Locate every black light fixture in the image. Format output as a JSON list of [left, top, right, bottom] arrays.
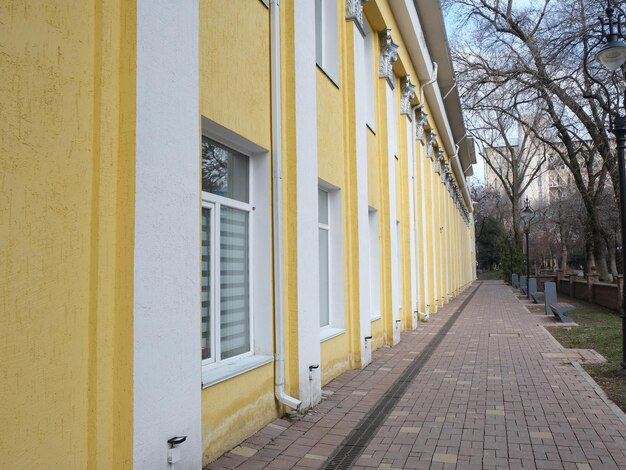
[[520, 197, 535, 299], [583, 1, 626, 375], [596, 6, 626, 72]]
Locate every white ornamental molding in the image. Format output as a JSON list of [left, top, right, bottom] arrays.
[[346, 0, 368, 37], [379, 29, 399, 88], [415, 105, 428, 141], [426, 130, 436, 159], [400, 76, 416, 117], [434, 148, 444, 175]]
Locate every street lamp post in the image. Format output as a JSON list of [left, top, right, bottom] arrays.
[[520, 197, 535, 300], [507, 230, 513, 282], [583, 1, 626, 374]]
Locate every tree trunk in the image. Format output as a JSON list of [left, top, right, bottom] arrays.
[[561, 245, 568, 272]]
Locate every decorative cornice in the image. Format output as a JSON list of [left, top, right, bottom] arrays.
[[415, 105, 428, 141], [443, 162, 451, 187], [346, 0, 368, 37], [434, 148, 444, 175], [379, 29, 399, 88], [426, 130, 436, 159], [400, 76, 416, 117]]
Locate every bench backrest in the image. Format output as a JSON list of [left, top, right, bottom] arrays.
[[544, 282, 557, 315], [512, 273, 519, 287], [520, 275, 527, 289], [528, 277, 538, 294]]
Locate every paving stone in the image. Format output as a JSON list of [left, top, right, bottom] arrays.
[[204, 282, 626, 469]]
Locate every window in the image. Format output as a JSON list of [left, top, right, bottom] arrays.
[[396, 221, 402, 310], [368, 208, 381, 318], [315, 0, 339, 84], [202, 137, 252, 363], [318, 182, 344, 339], [363, 19, 375, 130], [318, 188, 330, 327]]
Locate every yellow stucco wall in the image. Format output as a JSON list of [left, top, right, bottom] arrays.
[[1, 1, 136, 468], [201, 363, 277, 465], [317, 71, 345, 187], [199, 1, 279, 463], [367, 128, 380, 210], [320, 333, 350, 384], [201, 0, 271, 150]]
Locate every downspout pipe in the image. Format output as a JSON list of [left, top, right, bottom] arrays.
[[270, 0, 301, 412], [450, 138, 473, 212], [419, 62, 438, 103]]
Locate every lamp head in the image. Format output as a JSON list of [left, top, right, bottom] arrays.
[[596, 5, 626, 72], [596, 36, 626, 71], [519, 196, 535, 226]]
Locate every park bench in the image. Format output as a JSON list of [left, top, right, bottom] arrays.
[[544, 282, 575, 323], [528, 278, 545, 304], [512, 273, 519, 288], [519, 275, 528, 294]]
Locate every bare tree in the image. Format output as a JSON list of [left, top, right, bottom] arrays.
[[470, 108, 547, 248], [449, 0, 620, 279]]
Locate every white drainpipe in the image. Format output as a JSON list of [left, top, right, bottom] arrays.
[[270, 0, 301, 412]]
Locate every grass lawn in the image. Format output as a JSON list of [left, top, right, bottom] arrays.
[[477, 270, 503, 281], [546, 295, 626, 413]]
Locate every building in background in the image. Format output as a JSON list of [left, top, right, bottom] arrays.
[[1, 0, 475, 468]]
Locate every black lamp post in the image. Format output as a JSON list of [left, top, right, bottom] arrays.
[[507, 230, 513, 282], [583, 1, 626, 375], [520, 197, 535, 299]]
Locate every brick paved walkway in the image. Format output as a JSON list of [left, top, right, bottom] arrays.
[[208, 281, 626, 470]]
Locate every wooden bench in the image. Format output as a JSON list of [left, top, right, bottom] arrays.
[[519, 275, 528, 294], [528, 278, 545, 303], [544, 282, 575, 323], [531, 291, 545, 304], [549, 302, 576, 323]]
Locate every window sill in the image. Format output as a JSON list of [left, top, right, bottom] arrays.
[[316, 64, 340, 89], [201, 354, 274, 389], [320, 327, 345, 343], [370, 313, 382, 322]]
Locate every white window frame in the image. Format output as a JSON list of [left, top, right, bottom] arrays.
[[318, 188, 331, 329], [201, 191, 254, 366], [318, 180, 345, 341], [315, 0, 340, 85], [201, 118, 273, 388]]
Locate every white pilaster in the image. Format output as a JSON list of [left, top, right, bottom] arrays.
[[385, 84, 401, 344], [294, 0, 321, 409], [353, 24, 373, 367], [133, 1, 201, 468]]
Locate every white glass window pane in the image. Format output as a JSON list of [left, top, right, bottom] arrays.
[[201, 207, 211, 360], [202, 136, 249, 203], [220, 206, 250, 360], [318, 189, 328, 225], [319, 227, 330, 327], [315, 0, 323, 66], [368, 210, 380, 316], [363, 20, 375, 129], [322, 0, 339, 81]]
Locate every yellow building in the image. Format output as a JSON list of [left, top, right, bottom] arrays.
[[0, 0, 476, 468]]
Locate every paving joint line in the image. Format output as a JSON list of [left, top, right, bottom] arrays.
[[322, 281, 483, 470]]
